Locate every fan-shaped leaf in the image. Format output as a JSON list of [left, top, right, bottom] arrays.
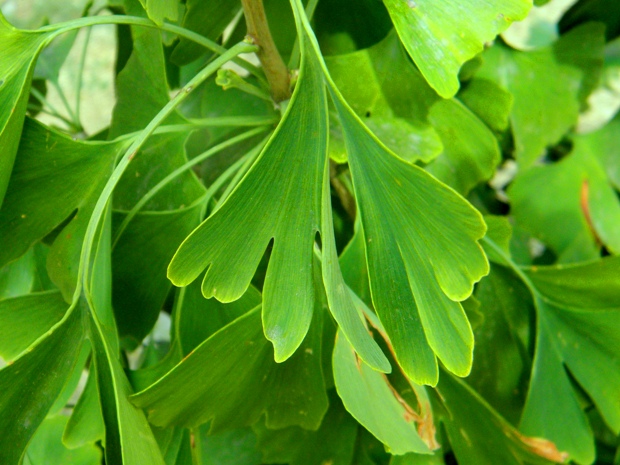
[[167, 15, 328, 361], [382, 0, 531, 98]]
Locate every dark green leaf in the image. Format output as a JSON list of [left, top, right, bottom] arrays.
[[0, 305, 84, 464], [436, 372, 566, 465], [254, 390, 358, 465], [132, 307, 328, 431], [0, 119, 123, 298], [171, 0, 239, 65]]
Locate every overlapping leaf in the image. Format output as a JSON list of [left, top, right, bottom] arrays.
[[0, 301, 84, 464], [477, 23, 605, 167], [333, 331, 432, 455], [24, 415, 101, 465], [167, 16, 329, 361], [328, 89, 488, 385], [483, 231, 620, 464], [63, 368, 105, 449], [435, 373, 566, 465], [0, 13, 53, 207], [132, 306, 328, 431], [382, 0, 531, 98], [468, 264, 532, 424], [326, 32, 501, 194], [0, 290, 67, 361], [109, 23, 206, 343], [0, 119, 124, 298], [519, 258, 620, 465], [171, 0, 240, 65], [254, 391, 358, 465], [509, 115, 620, 263], [86, 210, 166, 465]]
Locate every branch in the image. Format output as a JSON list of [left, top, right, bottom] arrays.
[[241, 0, 291, 103]]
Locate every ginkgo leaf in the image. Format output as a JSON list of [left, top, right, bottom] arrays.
[[332, 331, 432, 455], [87, 209, 166, 465], [63, 368, 105, 450], [0, 119, 124, 298], [518, 257, 620, 465], [0, 13, 54, 207], [327, 87, 488, 385], [254, 390, 359, 465], [145, 0, 178, 26], [0, 304, 84, 465], [24, 415, 101, 465], [108, 24, 206, 344], [484, 231, 620, 464], [435, 372, 567, 465], [509, 115, 620, 263], [477, 23, 605, 167], [132, 306, 328, 431], [170, 0, 240, 65], [326, 32, 501, 195], [382, 0, 531, 98], [288, 0, 490, 384], [0, 290, 66, 361], [167, 13, 328, 362]]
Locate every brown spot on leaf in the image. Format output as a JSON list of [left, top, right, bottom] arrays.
[[580, 179, 602, 245], [519, 435, 569, 462]]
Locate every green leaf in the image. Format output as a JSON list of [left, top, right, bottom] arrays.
[[192, 425, 262, 465], [328, 83, 488, 384], [24, 415, 101, 465], [0, 304, 84, 464], [477, 23, 605, 167], [177, 279, 262, 355], [170, 0, 240, 65], [326, 32, 500, 194], [0, 13, 52, 207], [63, 367, 105, 449], [107, 21, 208, 343], [0, 248, 36, 299], [0, 290, 67, 362], [469, 265, 532, 424], [332, 331, 431, 455], [254, 390, 358, 465], [132, 307, 328, 431], [425, 98, 501, 194], [145, 0, 178, 26], [519, 257, 620, 464], [85, 205, 166, 465], [167, 16, 328, 361], [435, 372, 567, 465], [390, 452, 445, 465], [325, 47, 443, 164], [457, 78, 513, 134], [320, 159, 391, 373], [382, 0, 531, 98], [112, 205, 204, 345], [510, 115, 620, 263], [0, 119, 123, 298]]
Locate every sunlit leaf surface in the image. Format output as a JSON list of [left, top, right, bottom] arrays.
[[382, 0, 531, 98]]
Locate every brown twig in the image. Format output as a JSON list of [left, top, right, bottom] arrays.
[[241, 0, 291, 103]]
